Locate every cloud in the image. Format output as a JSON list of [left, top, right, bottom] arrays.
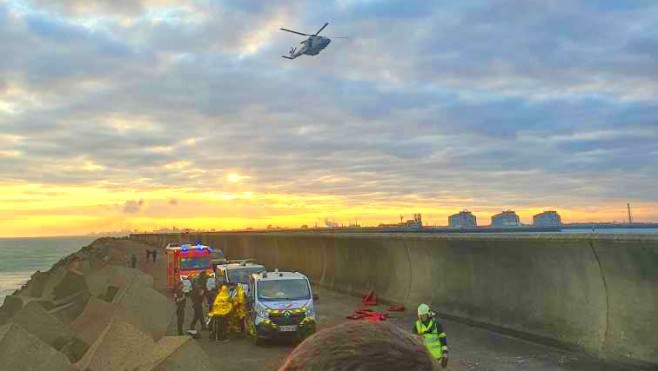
[[1, 0, 658, 232], [123, 199, 144, 213], [26, 0, 183, 16]]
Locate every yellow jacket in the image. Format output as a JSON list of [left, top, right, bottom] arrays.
[[209, 285, 233, 317], [234, 284, 247, 318]]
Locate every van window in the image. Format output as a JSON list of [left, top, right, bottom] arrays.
[[216, 270, 227, 286], [258, 279, 310, 301], [228, 267, 266, 284]]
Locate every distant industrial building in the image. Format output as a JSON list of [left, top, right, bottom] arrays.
[[491, 210, 521, 227], [449, 211, 477, 228], [406, 213, 423, 228], [379, 213, 423, 229], [533, 211, 562, 227]]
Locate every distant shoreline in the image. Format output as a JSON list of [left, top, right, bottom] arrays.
[[4, 224, 658, 239], [0, 233, 128, 240]]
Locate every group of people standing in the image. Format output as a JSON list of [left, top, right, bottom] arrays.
[[173, 270, 249, 342], [145, 248, 158, 263], [131, 248, 158, 269]]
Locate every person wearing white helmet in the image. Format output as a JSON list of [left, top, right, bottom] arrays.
[[206, 272, 217, 308], [180, 275, 193, 296], [412, 303, 448, 368]]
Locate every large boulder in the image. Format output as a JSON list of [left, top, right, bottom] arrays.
[[135, 336, 214, 371], [0, 323, 70, 371], [9, 301, 87, 362], [76, 316, 155, 371]]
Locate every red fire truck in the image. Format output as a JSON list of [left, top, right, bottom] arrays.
[[165, 243, 213, 290]]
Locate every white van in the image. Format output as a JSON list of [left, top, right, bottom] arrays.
[[248, 270, 317, 344]]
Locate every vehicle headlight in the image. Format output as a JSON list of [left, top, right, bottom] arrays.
[[305, 306, 315, 317], [256, 306, 269, 319]]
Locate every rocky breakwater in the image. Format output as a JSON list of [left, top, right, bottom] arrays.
[[0, 237, 214, 371]]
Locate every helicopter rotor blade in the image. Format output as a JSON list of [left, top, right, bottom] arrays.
[[280, 28, 309, 36], [315, 22, 329, 35]]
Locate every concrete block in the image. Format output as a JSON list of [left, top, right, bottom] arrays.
[[85, 266, 110, 299], [75, 316, 154, 371], [112, 280, 175, 339], [9, 301, 87, 362], [0, 295, 24, 322], [69, 297, 143, 346], [109, 266, 153, 289], [49, 290, 91, 324], [135, 336, 215, 371], [40, 266, 67, 300], [0, 323, 70, 371], [53, 271, 89, 300]]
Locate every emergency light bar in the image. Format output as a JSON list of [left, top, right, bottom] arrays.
[[180, 243, 212, 252]]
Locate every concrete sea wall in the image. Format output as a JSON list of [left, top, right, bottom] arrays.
[[132, 232, 658, 367]]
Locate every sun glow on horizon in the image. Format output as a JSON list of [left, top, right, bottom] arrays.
[[226, 172, 249, 183], [0, 181, 656, 238]]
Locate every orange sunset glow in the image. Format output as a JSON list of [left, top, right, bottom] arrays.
[[1, 179, 656, 237]]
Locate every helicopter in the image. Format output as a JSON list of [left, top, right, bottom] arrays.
[[280, 22, 347, 60]]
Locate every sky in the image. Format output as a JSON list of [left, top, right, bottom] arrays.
[[1, 0, 657, 237]]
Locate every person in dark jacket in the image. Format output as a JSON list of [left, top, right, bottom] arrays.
[[152, 248, 158, 263], [189, 285, 207, 331], [173, 283, 186, 335], [131, 254, 137, 268]]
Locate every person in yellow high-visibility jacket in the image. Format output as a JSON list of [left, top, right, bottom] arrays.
[[234, 284, 247, 332], [412, 304, 448, 368], [209, 285, 233, 341], [230, 283, 247, 333]]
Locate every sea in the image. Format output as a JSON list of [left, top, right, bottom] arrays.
[[0, 236, 99, 304]]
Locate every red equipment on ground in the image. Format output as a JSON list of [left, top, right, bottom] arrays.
[[346, 292, 404, 321], [361, 291, 377, 306]]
